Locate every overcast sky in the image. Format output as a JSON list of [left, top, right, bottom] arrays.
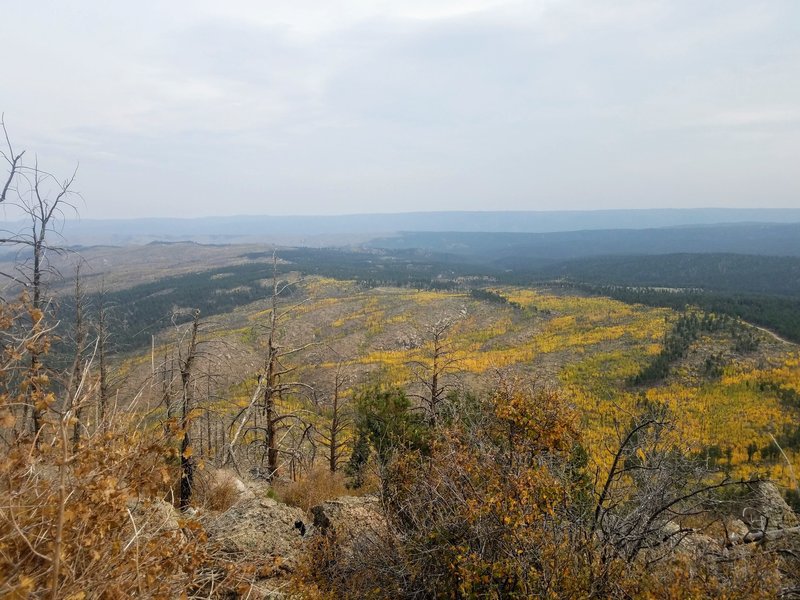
[[2, 1, 799, 218]]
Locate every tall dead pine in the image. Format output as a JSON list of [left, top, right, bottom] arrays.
[[178, 310, 201, 509]]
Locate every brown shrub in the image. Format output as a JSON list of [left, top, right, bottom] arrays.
[[193, 468, 246, 512], [0, 298, 255, 597], [274, 467, 350, 512], [0, 421, 259, 597]]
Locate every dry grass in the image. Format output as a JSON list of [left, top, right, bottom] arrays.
[[274, 467, 352, 512], [194, 468, 245, 512]]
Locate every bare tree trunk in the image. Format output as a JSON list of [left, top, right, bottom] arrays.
[[179, 311, 200, 510], [30, 236, 44, 441], [329, 385, 339, 472], [162, 349, 173, 418], [318, 360, 351, 473], [264, 262, 281, 479], [409, 312, 464, 427], [247, 253, 316, 479], [96, 285, 109, 433], [70, 264, 87, 452], [206, 409, 212, 457], [2, 120, 78, 445], [223, 380, 264, 473]]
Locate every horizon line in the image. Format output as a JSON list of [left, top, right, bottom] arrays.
[[57, 207, 800, 222]]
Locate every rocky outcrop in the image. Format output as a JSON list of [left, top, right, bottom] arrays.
[[200, 492, 385, 597], [721, 481, 800, 545], [653, 482, 800, 556], [205, 496, 307, 572], [309, 495, 395, 584], [747, 480, 799, 530], [311, 495, 383, 538], [311, 496, 386, 563]]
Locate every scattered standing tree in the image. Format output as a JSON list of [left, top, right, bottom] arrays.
[[94, 282, 111, 431], [177, 310, 201, 509], [408, 310, 466, 427], [67, 262, 89, 451], [0, 116, 79, 441], [315, 355, 353, 473], [222, 256, 316, 479], [251, 255, 316, 479], [155, 309, 211, 508]]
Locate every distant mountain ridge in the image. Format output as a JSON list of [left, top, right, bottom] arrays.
[[36, 208, 800, 245], [370, 222, 800, 264], [532, 253, 800, 297]]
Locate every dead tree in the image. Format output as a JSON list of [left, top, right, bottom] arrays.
[[231, 254, 316, 480], [0, 117, 79, 440], [408, 309, 466, 426], [68, 263, 88, 451], [0, 114, 24, 206], [153, 311, 207, 507], [257, 258, 317, 479], [177, 310, 201, 509], [586, 404, 760, 594], [316, 355, 353, 473], [224, 378, 264, 474], [94, 283, 110, 432]]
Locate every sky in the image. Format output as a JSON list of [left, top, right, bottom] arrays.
[[1, 0, 799, 219]]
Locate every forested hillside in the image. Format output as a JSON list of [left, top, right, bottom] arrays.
[[371, 222, 800, 261], [40, 244, 800, 361], [533, 253, 800, 296], [5, 238, 800, 597], [4, 199, 800, 597]]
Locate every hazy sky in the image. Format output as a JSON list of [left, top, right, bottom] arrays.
[[2, 1, 799, 218]]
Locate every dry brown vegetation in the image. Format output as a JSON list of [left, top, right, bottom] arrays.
[[295, 376, 796, 599], [273, 467, 351, 512], [0, 296, 258, 598]]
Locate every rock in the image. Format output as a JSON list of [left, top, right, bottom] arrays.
[[726, 518, 749, 541], [725, 519, 750, 546], [127, 497, 181, 534], [311, 495, 381, 530], [660, 520, 681, 538], [205, 497, 307, 571], [202, 493, 387, 594], [310, 495, 385, 559], [750, 481, 799, 530], [679, 532, 721, 558]]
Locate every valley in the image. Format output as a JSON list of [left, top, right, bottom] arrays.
[[103, 263, 800, 493], [5, 233, 800, 598]]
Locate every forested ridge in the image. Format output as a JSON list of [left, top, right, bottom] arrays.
[[51, 246, 800, 357], [371, 223, 800, 261], [532, 252, 800, 296], [569, 283, 800, 344]]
